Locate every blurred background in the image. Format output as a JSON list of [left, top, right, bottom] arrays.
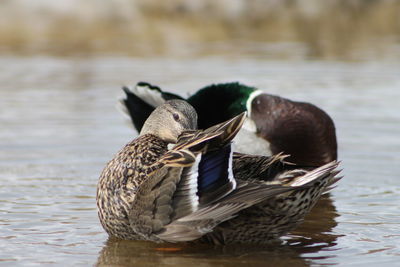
[[1, 0, 400, 60], [1, 1, 400, 266]]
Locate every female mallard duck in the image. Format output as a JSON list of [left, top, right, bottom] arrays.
[[120, 82, 337, 166], [97, 99, 340, 244]]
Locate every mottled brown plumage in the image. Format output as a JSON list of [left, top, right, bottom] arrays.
[[97, 134, 169, 240], [200, 154, 340, 244], [97, 99, 341, 244]]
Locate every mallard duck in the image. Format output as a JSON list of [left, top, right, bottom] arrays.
[[97, 99, 340, 244], [120, 82, 337, 166]]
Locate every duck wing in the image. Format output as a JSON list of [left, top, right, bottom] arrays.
[[232, 152, 297, 182], [128, 112, 294, 242], [232, 152, 341, 190]]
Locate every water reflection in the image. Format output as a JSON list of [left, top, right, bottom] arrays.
[[96, 238, 309, 267], [96, 195, 340, 266]]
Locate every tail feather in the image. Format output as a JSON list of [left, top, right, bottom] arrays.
[[120, 82, 183, 132], [121, 86, 156, 132], [133, 82, 166, 107], [287, 161, 339, 187], [323, 175, 343, 194]]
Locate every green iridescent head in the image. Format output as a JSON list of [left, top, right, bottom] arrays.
[[187, 82, 258, 128]]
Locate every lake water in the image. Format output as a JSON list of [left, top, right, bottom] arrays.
[[0, 56, 399, 266]]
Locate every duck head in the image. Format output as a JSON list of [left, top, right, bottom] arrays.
[[250, 93, 337, 166], [140, 99, 198, 143], [188, 82, 257, 128]]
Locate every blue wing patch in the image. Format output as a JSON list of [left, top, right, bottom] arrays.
[[197, 144, 236, 205]]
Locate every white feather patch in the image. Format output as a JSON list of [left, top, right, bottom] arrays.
[[130, 83, 166, 108], [181, 153, 202, 212], [242, 117, 257, 132], [227, 144, 237, 191], [246, 89, 263, 118], [234, 127, 272, 156]]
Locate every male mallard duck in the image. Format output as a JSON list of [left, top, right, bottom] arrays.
[[97, 99, 340, 244], [120, 82, 337, 166]]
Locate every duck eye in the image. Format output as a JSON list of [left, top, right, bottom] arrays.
[[173, 113, 180, 121]]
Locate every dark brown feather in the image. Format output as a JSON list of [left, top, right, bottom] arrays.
[[251, 94, 337, 166]]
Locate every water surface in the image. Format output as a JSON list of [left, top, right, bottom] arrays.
[[0, 56, 399, 266]]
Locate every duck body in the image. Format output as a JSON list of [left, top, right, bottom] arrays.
[[98, 99, 340, 244], [206, 153, 338, 244], [121, 82, 337, 167], [97, 134, 168, 241]]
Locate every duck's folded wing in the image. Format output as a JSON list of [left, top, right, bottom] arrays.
[[128, 112, 252, 241], [155, 182, 294, 242], [232, 153, 341, 189], [174, 112, 247, 152], [166, 113, 248, 208], [232, 152, 302, 182], [128, 163, 187, 240], [128, 145, 238, 240]]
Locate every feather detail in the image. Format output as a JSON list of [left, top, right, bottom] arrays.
[[98, 96, 342, 244], [197, 145, 236, 205], [120, 86, 156, 132], [156, 183, 293, 242], [286, 161, 338, 187], [126, 112, 247, 241], [161, 149, 196, 167], [120, 82, 184, 132], [170, 153, 202, 219], [132, 82, 166, 108]]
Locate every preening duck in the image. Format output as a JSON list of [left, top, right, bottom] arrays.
[[97, 99, 340, 244]]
